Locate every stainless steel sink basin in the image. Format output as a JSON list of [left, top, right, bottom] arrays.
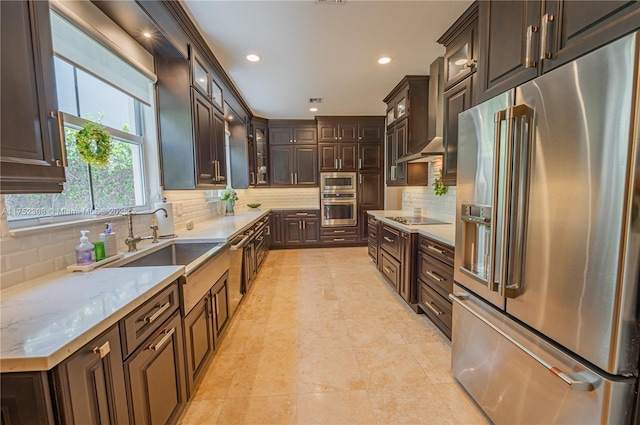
[[114, 242, 225, 275]]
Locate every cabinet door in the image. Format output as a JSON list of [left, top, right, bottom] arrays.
[[0, 372, 55, 425], [319, 144, 339, 172], [270, 146, 294, 186], [293, 126, 317, 144], [284, 220, 303, 244], [302, 219, 320, 244], [442, 76, 473, 186], [213, 274, 229, 336], [358, 122, 384, 142], [270, 211, 284, 246], [253, 124, 269, 185], [191, 49, 210, 97], [1, 0, 66, 193], [338, 144, 357, 171], [385, 130, 397, 186], [394, 122, 407, 185], [317, 122, 338, 142], [193, 90, 214, 185], [126, 312, 186, 425], [293, 146, 318, 185], [444, 21, 478, 89], [269, 127, 293, 145], [54, 326, 128, 425], [358, 143, 382, 171], [338, 123, 358, 142], [541, 0, 640, 73], [213, 113, 227, 185], [477, 0, 541, 103], [358, 172, 383, 242], [183, 295, 214, 395]]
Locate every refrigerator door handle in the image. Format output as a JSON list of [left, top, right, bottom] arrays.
[[487, 109, 508, 292], [500, 104, 533, 298], [450, 292, 596, 392]]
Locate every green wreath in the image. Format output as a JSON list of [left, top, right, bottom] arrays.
[[75, 122, 112, 167]]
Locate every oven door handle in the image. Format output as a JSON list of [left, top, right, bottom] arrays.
[[230, 235, 251, 250]]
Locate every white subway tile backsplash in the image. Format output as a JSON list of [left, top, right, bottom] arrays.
[[6, 249, 38, 270], [233, 188, 320, 211], [0, 269, 25, 289], [401, 159, 457, 223], [25, 259, 55, 281]]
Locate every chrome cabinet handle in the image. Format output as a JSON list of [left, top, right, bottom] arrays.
[[335, 159, 339, 169], [51, 111, 68, 167], [383, 266, 393, 274], [339, 159, 343, 169], [143, 302, 171, 323], [93, 341, 111, 358], [296, 212, 309, 216], [250, 171, 255, 185], [149, 327, 176, 351], [383, 237, 394, 243], [295, 173, 298, 184], [293, 139, 297, 143], [425, 270, 444, 282], [334, 238, 345, 241], [426, 245, 445, 255], [359, 174, 362, 184], [525, 25, 538, 68], [200, 173, 212, 179], [358, 159, 362, 169], [449, 293, 595, 392], [291, 173, 294, 184], [334, 230, 345, 233], [540, 14, 554, 60], [424, 301, 444, 316], [289, 139, 293, 143]]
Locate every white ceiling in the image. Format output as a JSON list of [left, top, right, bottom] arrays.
[[181, 0, 473, 119]]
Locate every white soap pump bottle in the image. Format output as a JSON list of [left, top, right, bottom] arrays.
[[75, 230, 95, 265]]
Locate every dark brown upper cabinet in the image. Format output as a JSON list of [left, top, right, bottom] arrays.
[[191, 47, 223, 112], [319, 143, 357, 172], [441, 12, 479, 90], [358, 121, 385, 143], [269, 120, 318, 187], [193, 89, 226, 187], [249, 117, 269, 186], [438, 3, 479, 186], [1, 0, 66, 194], [317, 119, 358, 142], [358, 143, 382, 171], [477, 0, 640, 102]]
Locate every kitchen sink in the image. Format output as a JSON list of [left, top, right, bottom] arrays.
[[113, 242, 226, 274]]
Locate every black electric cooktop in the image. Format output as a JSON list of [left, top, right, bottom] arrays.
[[389, 217, 450, 225]]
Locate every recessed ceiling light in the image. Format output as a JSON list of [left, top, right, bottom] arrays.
[[309, 107, 318, 112], [143, 32, 152, 38], [378, 57, 391, 65], [246, 54, 261, 62], [454, 58, 468, 66]]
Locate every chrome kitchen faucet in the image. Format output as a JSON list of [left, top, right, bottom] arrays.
[[122, 208, 168, 252]]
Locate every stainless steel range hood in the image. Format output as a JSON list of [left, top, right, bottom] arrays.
[[397, 57, 444, 163]]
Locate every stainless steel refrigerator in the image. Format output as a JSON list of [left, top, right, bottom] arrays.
[[452, 31, 640, 424]]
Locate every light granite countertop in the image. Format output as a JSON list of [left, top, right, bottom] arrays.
[[0, 210, 271, 373], [367, 210, 456, 247]]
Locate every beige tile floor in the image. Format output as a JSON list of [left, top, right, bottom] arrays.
[[178, 247, 490, 425]]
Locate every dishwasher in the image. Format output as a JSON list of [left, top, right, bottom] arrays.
[[228, 233, 251, 318]]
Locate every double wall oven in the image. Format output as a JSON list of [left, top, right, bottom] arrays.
[[320, 172, 357, 227]]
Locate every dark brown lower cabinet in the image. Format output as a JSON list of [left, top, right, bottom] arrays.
[[53, 325, 129, 425], [126, 311, 187, 425], [0, 372, 55, 425], [183, 295, 215, 396], [417, 235, 455, 339], [270, 210, 284, 246], [321, 226, 359, 244], [212, 273, 229, 336], [379, 225, 418, 308]]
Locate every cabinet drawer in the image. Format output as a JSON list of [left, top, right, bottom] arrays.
[[418, 236, 454, 266], [320, 226, 358, 236], [418, 281, 452, 339], [367, 215, 378, 226], [368, 244, 378, 264], [417, 251, 454, 300], [380, 250, 400, 290], [321, 235, 359, 244], [381, 225, 401, 258], [283, 210, 319, 219], [121, 282, 180, 358]]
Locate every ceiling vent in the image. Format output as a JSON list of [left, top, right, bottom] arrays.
[[315, 0, 346, 4], [309, 98, 324, 104]]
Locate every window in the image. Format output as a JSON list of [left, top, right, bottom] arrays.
[[5, 11, 154, 225]]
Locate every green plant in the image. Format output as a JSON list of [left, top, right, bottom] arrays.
[[75, 121, 112, 167], [221, 187, 238, 201], [432, 170, 448, 196]]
